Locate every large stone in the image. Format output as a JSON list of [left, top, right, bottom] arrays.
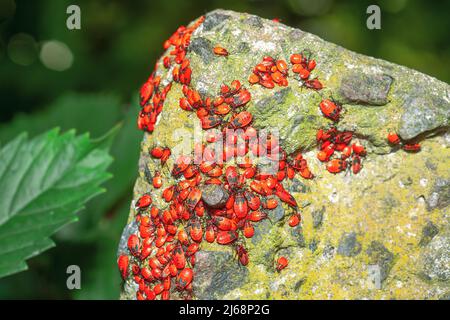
[[120, 9, 450, 300], [200, 184, 229, 208], [339, 72, 393, 106]]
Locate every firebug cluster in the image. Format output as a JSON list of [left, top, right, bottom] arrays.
[[122, 16, 422, 300]]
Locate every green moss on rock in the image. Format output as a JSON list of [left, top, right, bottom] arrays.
[[120, 9, 450, 300]]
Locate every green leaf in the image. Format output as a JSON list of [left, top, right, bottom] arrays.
[[0, 93, 142, 240], [0, 128, 114, 278]]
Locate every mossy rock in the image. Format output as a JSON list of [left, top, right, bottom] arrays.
[[119, 9, 450, 300]]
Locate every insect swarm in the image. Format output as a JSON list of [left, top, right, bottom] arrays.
[[124, 14, 424, 301]]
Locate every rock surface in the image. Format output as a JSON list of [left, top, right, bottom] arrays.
[[119, 10, 450, 300]]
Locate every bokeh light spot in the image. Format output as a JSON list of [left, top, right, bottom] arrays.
[[7, 33, 38, 66], [39, 40, 74, 71]]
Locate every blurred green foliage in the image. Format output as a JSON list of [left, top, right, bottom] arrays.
[[0, 126, 117, 279], [0, 0, 448, 299], [0, 93, 140, 299]]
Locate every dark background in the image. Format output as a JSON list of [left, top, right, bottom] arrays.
[[0, 0, 448, 299]]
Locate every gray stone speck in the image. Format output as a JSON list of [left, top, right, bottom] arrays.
[[294, 278, 306, 291], [237, 42, 250, 54], [366, 241, 395, 283], [339, 72, 393, 105], [445, 132, 450, 147], [256, 157, 278, 176], [122, 279, 139, 300], [421, 232, 450, 281], [427, 178, 450, 211], [252, 219, 272, 244], [368, 265, 382, 289], [309, 239, 318, 252], [311, 206, 325, 228], [257, 87, 291, 111], [322, 244, 335, 260], [382, 194, 400, 213], [267, 201, 285, 222], [273, 87, 292, 104], [402, 177, 413, 186], [337, 232, 362, 257], [189, 37, 214, 64], [289, 178, 310, 193], [194, 251, 248, 299], [427, 192, 440, 211], [398, 88, 450, 140], [203, 12, 231, 31], [290, 226, 306, 247], [419, 221, 439, 247], [288, 29, 305, 41], [425, 159, 437, 171], [245, 16, 263, 28]]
